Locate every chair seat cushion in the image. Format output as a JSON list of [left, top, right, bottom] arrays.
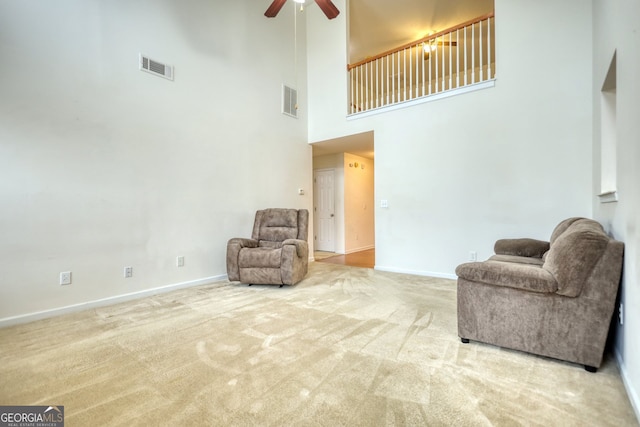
[[239, 247, 282, 268]]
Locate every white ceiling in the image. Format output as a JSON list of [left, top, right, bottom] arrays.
[[310, 0, 494, 159], [311, 131, 375, 159], [348, 0, 494, 64]]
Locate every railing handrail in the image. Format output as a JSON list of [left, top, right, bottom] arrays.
[[347, 11, 495, 71]]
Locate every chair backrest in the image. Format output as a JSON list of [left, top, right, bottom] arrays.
[[251, 208, 309, 243]]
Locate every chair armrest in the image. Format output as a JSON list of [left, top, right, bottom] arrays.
[[228, 238, 258, 248], [456, 261, 558, 293], [282, 239, 308, 258], [494, 238, 550, 258], [226, 238, 258, 281]]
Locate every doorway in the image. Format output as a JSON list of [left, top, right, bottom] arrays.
[[311, 131, 375, 264]]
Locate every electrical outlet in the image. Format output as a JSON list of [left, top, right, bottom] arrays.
[[124, 266, 133, 278], [60, 271, 72, 285], [619, 303, 624, 325], [177, 256, 185, 267], [469, 251, 477, 262]]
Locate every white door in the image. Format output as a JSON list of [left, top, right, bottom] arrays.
[[314, 169, 335, 252]]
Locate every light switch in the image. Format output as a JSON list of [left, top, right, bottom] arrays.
[[380, 199, 389, 208]]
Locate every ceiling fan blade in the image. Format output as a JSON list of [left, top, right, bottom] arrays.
[[265, 0, 287, 18], [314, 0, 340, 19]]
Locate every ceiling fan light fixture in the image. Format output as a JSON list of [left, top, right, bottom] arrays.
[[422, 42, 437, 53]]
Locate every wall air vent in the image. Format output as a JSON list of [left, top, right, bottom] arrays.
[[282, 84, 298, 118], [139, 54, 174, 81]]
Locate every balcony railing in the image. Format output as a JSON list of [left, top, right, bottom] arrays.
[[348, 12, 495, 115]]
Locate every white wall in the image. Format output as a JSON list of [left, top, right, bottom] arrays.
[[0, 0, 312, 322], [308, 0, 593, 278], [593, 0, 640, 417]]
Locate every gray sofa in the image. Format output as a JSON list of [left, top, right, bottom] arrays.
[[456, 217, 624, 371], [227, 208, 309, 287]]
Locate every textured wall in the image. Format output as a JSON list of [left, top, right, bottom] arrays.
[[0, 0, 312, 320]]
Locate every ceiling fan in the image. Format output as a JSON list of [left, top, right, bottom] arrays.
[[264, 0, 340, 20]]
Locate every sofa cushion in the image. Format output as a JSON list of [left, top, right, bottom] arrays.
[[543, 220, 609, 297], [549, 217, 584, 244], [488, 254, 544, 266], [456, 261, 558, 293]]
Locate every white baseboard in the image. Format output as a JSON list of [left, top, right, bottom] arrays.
[[374, 265, 457, 280], [0, 274, 227, 328], [615, 349, 640, 421]]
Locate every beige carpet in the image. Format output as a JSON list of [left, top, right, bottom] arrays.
[[0, 262, 637, 426]]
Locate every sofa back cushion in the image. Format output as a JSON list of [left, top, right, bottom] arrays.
[[543, 219, 609, 297], [549, 217, 584, 244]]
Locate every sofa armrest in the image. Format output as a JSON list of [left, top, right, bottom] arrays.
[[282, 239, 308, 258], [494, 238, 550, 258], [456, 261, 558, 293]]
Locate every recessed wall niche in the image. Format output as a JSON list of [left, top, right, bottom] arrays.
[[599, 51, 618, 203]]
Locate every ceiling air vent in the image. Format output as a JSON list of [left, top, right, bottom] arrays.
[[139, 54, 174, 81], [282, 84, 298, 118]]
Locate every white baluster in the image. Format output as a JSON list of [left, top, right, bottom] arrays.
[[349, 69, 353, 113], [441, 37, 445, 92], [409, 46, 413, 100], [488, 17, 492, 79], [456, 29, 460, 88], [415, 45, 424, 98], [479, 20, 484, 81], [431, 39, 440, 93], [385, 56, 393, 104], [397, 51, 401, 102], [471, 23, 475, 84], [402, 49, 406, 101], [464, 26, 468, 86], [373, 59, 379, 108], [448, 32, 452, 90], [421, 43, 425, 96], [428, 42, 432, 95]]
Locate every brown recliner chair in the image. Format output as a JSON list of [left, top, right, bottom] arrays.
[[226, 208, 309, 287]]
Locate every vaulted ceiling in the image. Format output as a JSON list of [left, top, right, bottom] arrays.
[[349, 0, 494, 64]]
